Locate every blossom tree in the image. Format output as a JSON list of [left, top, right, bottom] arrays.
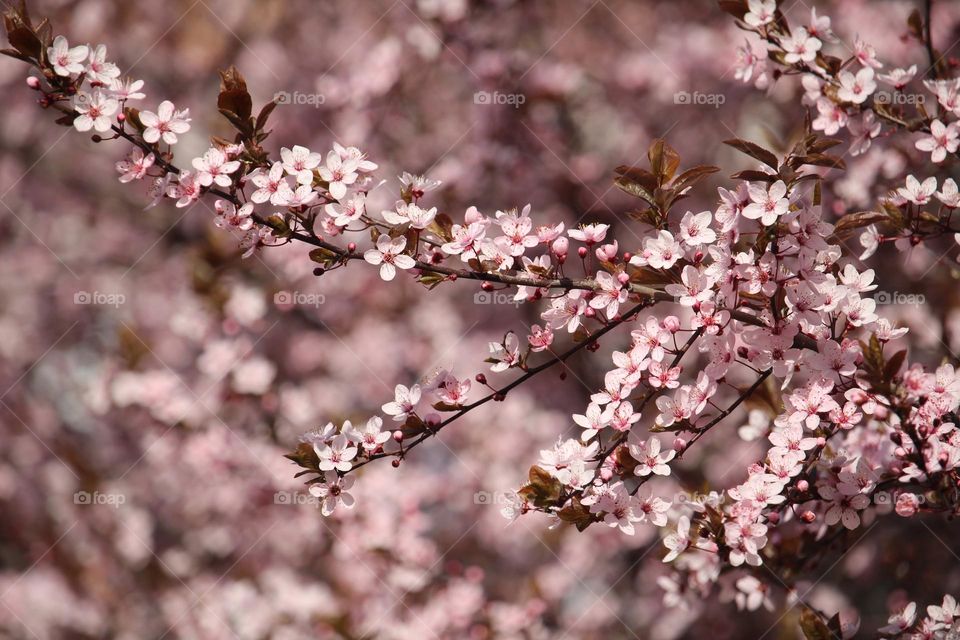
[[2, 0, 960, 636]]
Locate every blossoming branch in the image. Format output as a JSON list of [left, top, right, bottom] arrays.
[[4, 0, 960, 634]]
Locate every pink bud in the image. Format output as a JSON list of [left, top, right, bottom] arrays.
[[617, 271, 631, 285], [673, 437, 687, 453], [116, 112, 126, 122], [577, 246, 588, 259], [801, 510, 816, 523], [796, 479, 809, 492], [551, 236, 568, 256], [766, 511, 780, 524], [392, 430, 404, 442], [464, 206, 484, 224], [816, 436, 826, 447], [347, 242, 357, 252], [595, 241, 618, 262], [584, 307, 596, 318], [662, 316, 681, 332], [425, 413, 441, 427], [26, 76, 40, 89]]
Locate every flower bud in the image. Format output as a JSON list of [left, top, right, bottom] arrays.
[[796, 479, 809, 492], [551, 236, 568, 257], [313, 267, 325, 276], [481, 281, 494, 292], [617, 271, 631, 285], [392, 430, 404, 442], [801, 510, 816, 523], [584, 307, 595, 318], [26, 76, 41, 89], [595, 241, 618, 262], [766, 511, 780, 524], [391, 459, 401, 468], [577, 246, 588, 259], [475, 373, 487, 385], [347, 242, 357, 252], [116, 112, 126, 122], [622, 252, 632, 262], [673, 437, 687, 453]]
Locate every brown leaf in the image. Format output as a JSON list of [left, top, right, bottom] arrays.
[[671, 165, 719, 192], [7, 25, 40, 60], [724, 138, 779, 170], [648, 138, 681, 186], [614, 176, 657, 206], [831, 211, 888, 238], [731, 169, 778, 182], [557, 497, 594, 531]]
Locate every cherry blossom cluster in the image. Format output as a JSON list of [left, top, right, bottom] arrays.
[[732, 0, 960, 262]]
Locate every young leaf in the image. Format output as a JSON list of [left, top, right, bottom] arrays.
[[723, 138, 779, 170]]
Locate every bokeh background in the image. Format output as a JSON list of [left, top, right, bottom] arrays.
[[2, 0, 960, 638]]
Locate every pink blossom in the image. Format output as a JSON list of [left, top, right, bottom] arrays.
[[139, 100, 191, 145], [363, 235, 416, 281]]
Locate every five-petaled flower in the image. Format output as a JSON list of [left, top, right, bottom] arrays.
[[364, 235, 416, 281], [140, 100, 192, 145], [48, 35, 88, 76], [742, 180, 789, 226], [314, 434, 358, 473], [73, 91, 119, 133]]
